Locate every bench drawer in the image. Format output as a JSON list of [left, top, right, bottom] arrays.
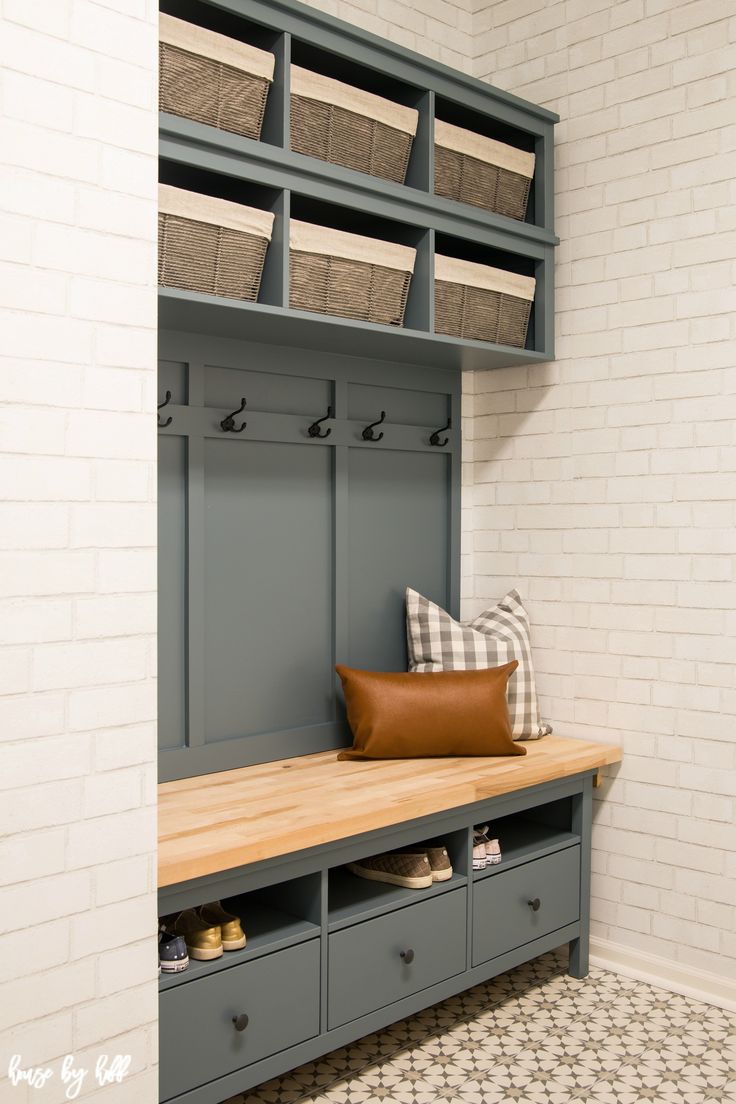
[[328, 888, 466, 1029], [472, 846, 580, 967], [160, 939, 320, 1101]]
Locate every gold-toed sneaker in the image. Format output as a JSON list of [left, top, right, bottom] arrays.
[[172, 909, 224, 961], [199, 901, 246, 951]]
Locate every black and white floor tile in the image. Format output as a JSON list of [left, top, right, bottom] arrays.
[[227, 951, 736, 1104]]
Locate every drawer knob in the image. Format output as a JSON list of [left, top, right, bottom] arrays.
[[232, 1013, 249, 1032], [528, 897, 541, 912], [400, 948, 415, 964]]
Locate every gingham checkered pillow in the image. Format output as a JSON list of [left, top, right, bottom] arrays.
[[406, 588, 551, 741]]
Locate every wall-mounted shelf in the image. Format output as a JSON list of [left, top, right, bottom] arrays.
[[159, 288, 550, 372], [159, 0, 557, 372]]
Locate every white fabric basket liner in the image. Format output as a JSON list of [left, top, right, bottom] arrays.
[[159, 185, 275, 240], [291, 220, 416, 273], [159, 14, 275, 82], [291, 66, 418, 137], [435, 119, 534, 180], [435, 254, 535, 301]]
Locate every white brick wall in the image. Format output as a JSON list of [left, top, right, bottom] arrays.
[[0, 0, 158, 1098], [467, 0, 736, 980], [298, 0, 475, 73]]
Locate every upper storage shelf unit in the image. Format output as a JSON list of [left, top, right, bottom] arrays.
[[158, 0, 558, 372]]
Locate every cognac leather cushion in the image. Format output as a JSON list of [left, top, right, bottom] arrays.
[[335, 661, 526, 761]]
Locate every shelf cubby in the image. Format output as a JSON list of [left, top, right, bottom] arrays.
[[159, 875, 321, 991], [158, 0, 557, 370], [434, 96, 539, 227], [474, 798, 580, 882], [434, 231, 540, 353], [327, 828, 469, 932]]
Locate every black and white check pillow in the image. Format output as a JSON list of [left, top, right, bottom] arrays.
[[406, 587, 551, 741]]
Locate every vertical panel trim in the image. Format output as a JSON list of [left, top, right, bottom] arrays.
[[333, 378, 348, 677], [448, 377, 462, 620], [186, 361, 205, 748]]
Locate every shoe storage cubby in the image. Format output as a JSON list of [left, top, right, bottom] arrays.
[[159, 875, 321, 993], [472, 796, 580, 882], [158, 0, 557, 370], [328, 827, 469, 931]]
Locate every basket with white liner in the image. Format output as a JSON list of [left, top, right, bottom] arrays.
[[158, 185, 275, 302], [291, 66, 419, 185], [159, 14, 275, 140], [435, 119, 534, 222], [434, 254, 535, 347], [290, 220, 416, 326]]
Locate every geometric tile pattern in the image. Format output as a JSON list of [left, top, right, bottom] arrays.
[[224, 951, 736, 1104]]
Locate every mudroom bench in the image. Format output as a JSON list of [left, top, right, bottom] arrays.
[[157, 735, 621, 1104]]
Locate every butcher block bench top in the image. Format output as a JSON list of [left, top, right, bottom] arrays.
[[158, 735, 621, 887]]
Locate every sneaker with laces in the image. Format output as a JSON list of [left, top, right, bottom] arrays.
[[487, 838, 502, 864], [158, 925, 189, 973], [172, 909, 224, 961], [473, 829, 491, 870], [198, 901, 246, 951], [476, 825, 502, 865]]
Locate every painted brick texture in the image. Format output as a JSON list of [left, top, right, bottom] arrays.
[[298, 0, 475, 73], [0, 0, 158, 1098], [466, 0, 736, 980]]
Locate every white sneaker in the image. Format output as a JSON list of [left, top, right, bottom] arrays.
[[487, 838, 502, 865]]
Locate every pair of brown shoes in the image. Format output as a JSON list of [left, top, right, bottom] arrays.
[[347, 845, 453, 889], [164, 901, 246, 961]]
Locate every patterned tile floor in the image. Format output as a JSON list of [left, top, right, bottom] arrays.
[[225, 951, 736, 1104]]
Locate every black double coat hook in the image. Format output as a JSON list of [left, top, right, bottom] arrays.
[[221, 398, 247, 433], [362, 411, 386, 442], [429, 418, 451, 447], [157, 391, 172, 428], [308, 406, 333, 439]]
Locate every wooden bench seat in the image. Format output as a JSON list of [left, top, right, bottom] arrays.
[[158, 734, 622, 886]]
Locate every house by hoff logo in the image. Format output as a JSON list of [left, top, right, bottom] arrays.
[[7, 1054, 132, 1098]]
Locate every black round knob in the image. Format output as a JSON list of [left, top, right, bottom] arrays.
[[400, 949, 415, 964], [528, 897, 541, 912], [232, 1013, 249, 1032]]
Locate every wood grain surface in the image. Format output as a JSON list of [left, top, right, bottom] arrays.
[[158, 734, 622, 886]]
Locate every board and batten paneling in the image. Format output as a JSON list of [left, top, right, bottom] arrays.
[[203, 437, 334, 743], [348, 447, 449, 673], [157, 333, 461, 781]]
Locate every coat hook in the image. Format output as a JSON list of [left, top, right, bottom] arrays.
[[362, 410, 386, 442], [220, 398, 247, 433], [429, 418, 451, 447], [158, 390, 173, 428], [308, 405, 333, 439]]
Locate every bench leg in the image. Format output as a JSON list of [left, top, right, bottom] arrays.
[[568, 776, 593, 980], [568, 935, 589, 979]]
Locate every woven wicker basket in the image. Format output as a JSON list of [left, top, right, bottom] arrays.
[[159, 14, 275, 140], [435, 254, 535, 347], [435, 120, 534, 222], [291, 67, 418, 184], [158, 185, 274, 301], [290, 220, 416, 326]]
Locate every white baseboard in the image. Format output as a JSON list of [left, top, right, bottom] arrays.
[[589, 936, 736, 1014]]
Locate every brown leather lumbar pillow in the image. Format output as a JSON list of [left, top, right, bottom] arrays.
[[335, 661, 526, 761]]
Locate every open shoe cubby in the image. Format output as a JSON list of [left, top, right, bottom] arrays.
[[159, 875, 321, 992], [157, 0, 557, 371], [473, 795, 580, 881]]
